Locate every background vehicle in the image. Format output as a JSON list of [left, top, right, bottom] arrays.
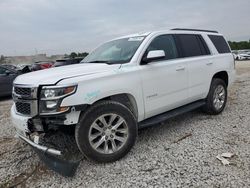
[[11, 29, 235, 167], [1, 64, 20, 71], [31, 61, 54, 71], [236, 50, 250, 60], [0, 65, 19, 97], [53, 57, 84, 67]]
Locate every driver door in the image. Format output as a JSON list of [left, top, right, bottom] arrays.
[[139, 34, 189, 119]]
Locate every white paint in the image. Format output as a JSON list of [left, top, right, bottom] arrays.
[[12, 29, 236, 131]]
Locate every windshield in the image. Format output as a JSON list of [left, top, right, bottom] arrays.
[[82, 37, 145, 64]]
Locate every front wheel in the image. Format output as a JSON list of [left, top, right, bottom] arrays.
[[75, 101, 137, 163], [203, 78, 227, 115]]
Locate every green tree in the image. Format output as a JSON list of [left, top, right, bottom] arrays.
[[69, 52, 78, 59], [77, 52, 89, 58], [228, 40, 250, 50], [0, 55, 5, 64], [69, 52, 89, 59]]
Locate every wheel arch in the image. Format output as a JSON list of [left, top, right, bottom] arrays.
[[82, 93, 139, 120], [212, 71, 229, 87]]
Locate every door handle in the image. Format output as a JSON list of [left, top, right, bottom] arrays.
[[176, 66, 185, 71], [206, 62, 213, 65]]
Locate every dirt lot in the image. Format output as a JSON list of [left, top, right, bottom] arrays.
[[0, 61, 250, 187]]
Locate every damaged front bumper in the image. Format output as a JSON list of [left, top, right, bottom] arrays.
[[11, 105, 82, 176], [11, 105, 62, 156], [17, 133, 62, 156], [16, 132, 80, 177]]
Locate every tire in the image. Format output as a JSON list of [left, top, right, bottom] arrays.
[[202, 78, 227, 115], [75, 100, 137, 163]]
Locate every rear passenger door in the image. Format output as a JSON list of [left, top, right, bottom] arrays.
[[175, 34, 213, 102], [140, 34, 189, 119]]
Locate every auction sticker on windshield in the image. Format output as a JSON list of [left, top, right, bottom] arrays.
[[128, 37, 144, 41]]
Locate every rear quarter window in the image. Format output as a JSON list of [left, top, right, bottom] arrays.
[[208, 35, 231, 54], [176, 34, 210, 58]]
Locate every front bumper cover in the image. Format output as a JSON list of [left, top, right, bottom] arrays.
[[11, 105, 83, 176], [17, 133, 62, 156], [16, 132, 81, 177]]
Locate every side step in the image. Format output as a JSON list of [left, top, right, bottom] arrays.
[[138, 100, 205, 129]]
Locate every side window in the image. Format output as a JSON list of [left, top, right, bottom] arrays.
[[176, 34, 206, 57], [0, 67, 7, 75], [197, 35, 210, 55], [208, 35, 231, 54], [146, 35, 179, 60]]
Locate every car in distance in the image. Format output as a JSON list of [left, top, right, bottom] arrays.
[[11, 28, 235, 163], [236, 50, 250, 60], [1, 64, 19, 71], [31, 61, 54, 71], [0, 65, 20, 97]]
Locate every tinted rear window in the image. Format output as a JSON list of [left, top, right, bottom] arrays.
[[176, 34, 210, 57], [208, 35, 231, 54]]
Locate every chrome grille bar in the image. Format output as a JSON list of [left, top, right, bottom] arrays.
[[13, 84, 38, 117]]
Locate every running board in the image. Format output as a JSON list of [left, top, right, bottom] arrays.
[[138, 100, 205, 129]]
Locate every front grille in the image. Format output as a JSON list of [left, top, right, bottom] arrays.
[[15, 102, 31, 115], [13, 85, 38, 116], [14, 87, 31, 97]]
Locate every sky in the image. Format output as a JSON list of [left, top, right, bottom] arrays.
[[0, 0, 249, 56]]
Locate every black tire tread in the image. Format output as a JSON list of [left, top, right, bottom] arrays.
[[75, 100, 137, 163], [203, 78, 227, 115]]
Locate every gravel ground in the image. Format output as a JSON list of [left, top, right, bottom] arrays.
[[0, 61, 250, 187]]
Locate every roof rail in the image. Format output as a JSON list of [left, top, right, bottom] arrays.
[[171, 28, 218, 33]]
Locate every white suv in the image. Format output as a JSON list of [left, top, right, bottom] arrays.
[[11, 28, 235, 162]]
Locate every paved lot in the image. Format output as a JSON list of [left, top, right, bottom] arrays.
[[0, 61, 250, 187]]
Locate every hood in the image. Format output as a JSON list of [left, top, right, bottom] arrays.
[[14, 63, 121, 86]]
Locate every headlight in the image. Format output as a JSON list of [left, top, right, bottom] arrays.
[[39, 85, 77, 115], [41, 85, 76, 100], [44, 89, 56, 98]]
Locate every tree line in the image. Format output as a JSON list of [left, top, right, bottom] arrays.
[[65, 52, 89, 59], [0, 55, 6, 64], [228, 40, 250, 50]]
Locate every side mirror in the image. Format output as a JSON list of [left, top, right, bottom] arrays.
[[142, 50, 165, 64]]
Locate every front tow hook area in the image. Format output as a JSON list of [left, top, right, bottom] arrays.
[[18, 133, 62, 155], [17, 132, 83, 177]]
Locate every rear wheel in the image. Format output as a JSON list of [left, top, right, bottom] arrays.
[[203, 78, 227, 115], [75, 101, 137, 163]]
